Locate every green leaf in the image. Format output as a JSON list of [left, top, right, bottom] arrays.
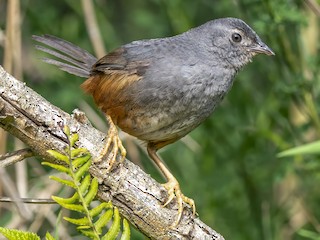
[[101, 207, 121, 240], [54, 192, 79, 204], [45, 232, 56, 240], [0, 227, 40, 240], [77, 225, 91, 230], [297, 229, 320, 240], [43, 125, 129, 240], [69, 133, 79, 147], [64, 216, 90, 226], [84, 178, 98, 205], [277, 140, 320, 157], [42, 162, 70, 174], [53, 196, 85, 213], [79, 229, 96, 239], [94, 208, 114, 232], [120, 219, 131, 240], [71, 148, 89, 158], [55, 192, 79, 204], [72, 153, 91, 168], [79, 174, 91, 195], [49, 176, 75, 188], [47, 150, 69, 164], [89, 202, 113, 217], [63, 125, 70, 137], [75, 159, 92, 182]]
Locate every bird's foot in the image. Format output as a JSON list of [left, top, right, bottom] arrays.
[[94, 115, 126, 171], [162, 177, 196, 226]]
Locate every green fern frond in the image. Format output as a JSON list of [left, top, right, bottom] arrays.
[[52, 196, 85, 212], [42, 162, 70, 174], [78, 174, 91, 194], [78, 229, 97, 239], [45, 125, 130, 239], [83, 178, 99, 205], [71, 148, 89, 158], [63, 216, 90, 226], [120, 219, 131, 240], [69, 132, 79, 146], [0, 227, 40, 240], [94, 208, 114, 231], [49, 176, 75, 188], [54, 192, 79, 204], [45, 232, 56, 240], [72, 153, 91, 168], [89, 202, 113, 217], [47, 150, 69, 164], [63, 125, 71, 136], [101, 207, 121, 240], [74, 159, 92, 181]]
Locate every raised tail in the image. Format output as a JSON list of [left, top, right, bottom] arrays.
[[33, 35, 98, 78]]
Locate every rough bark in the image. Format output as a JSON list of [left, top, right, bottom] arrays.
[[0, 65, 225, 240]]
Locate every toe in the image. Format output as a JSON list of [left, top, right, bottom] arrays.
[[162, 180, 196, 226]]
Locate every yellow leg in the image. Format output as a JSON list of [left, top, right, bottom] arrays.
[[94, 115, 126, 171], [147, 143, 196, 226]]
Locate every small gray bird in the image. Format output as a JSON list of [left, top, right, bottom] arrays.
[[33, 17, 274, 225]]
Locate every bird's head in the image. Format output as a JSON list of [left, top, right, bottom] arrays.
[[193, 17, 274, 70]]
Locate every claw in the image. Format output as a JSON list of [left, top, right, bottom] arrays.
[[94, 115, 126, 171], [162, 177, 196, 226]]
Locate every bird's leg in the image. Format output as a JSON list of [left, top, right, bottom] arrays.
[[147, 143, 196, 226], [94, 114, 126, 171]]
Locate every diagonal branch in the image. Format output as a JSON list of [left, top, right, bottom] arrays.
[[0, 65, 224, 240], [0, 148, 34, 167]]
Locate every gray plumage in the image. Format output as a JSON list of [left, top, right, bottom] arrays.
[[33, 17, 274, 145]]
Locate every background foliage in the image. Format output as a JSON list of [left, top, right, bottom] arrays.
[[0, 0, 319, 239]]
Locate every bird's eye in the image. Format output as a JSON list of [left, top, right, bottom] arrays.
[[231, 33, 242, 43]]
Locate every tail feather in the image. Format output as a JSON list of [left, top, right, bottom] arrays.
[[33, 34, 98, 78]]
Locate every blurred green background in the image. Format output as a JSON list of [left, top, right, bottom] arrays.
[[1, 0, 320, 239]]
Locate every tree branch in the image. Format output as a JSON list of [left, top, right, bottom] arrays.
[[0, 148, 34, 167], [0, 65, 225, 240]]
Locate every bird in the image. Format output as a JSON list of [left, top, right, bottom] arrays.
[[33, 17, 274, 226]]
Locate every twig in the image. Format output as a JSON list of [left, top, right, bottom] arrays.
[[0, 148, 34, 168], [305, 0, 320, 16], [81, 0, 106, 57], [0, 197, 55, 204]]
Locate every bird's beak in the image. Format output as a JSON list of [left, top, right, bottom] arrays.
[[250, 41, 275, 56]]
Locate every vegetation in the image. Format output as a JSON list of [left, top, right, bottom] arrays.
[[0, 0, 319, 239]]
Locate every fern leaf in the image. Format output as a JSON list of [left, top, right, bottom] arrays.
[[42, 162, 70, 174], [89, 202, 113, 217], [53, 196, 85, 213], [64, 216, 90, 226], [54, 192, 79, 204], [45, 125, 131, 239], [49, 176, 75, 188], [75, 159, 92, 182], [101, 207, 121, 240], [77, 225, 91, 230], [72, 153, 91, 168], [79, 174, 91, 195], [79, 229, 97, 239], [120, 219, 131, 240], [45, 232, 56, 240], [71, 148, 89, 158], [0, 227, 40, 240], [94, 208, 114, 233], [83, 178, 98, 205], [51, 193, 79, 204], [69, 133, 79, 147], [63, 125, 71, 137], [47, 150, 69, 164]]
